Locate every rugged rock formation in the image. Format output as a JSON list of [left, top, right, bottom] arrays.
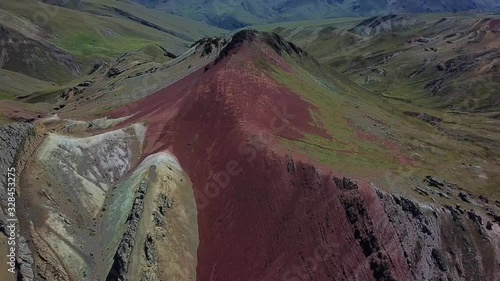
[[4, 114, 198, 281], [3, 30, 499, 281], [350, 15, 423, 37], [378, 191, 499, 280], [108, 31, 500, 280], [106, 180, 148, 281], [0, 123, 36, 281], [0, 123, 34, 216]]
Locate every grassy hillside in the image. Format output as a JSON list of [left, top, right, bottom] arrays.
[[259, 14, 500, 113], [0, 69, 56, 99], [0, 0, 225, 125], [83, 0, 224, 41], [1, 0, 223, 63], [0, 0, 225, 115], [246, 30, 500, 198]]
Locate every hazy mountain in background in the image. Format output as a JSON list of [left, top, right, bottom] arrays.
[[133, 0, 500, 29]]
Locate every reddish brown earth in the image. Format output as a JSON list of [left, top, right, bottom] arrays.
[[109, 31, 500, 281], [0, 100, 44, 121], [488, 19, 500, 33], [346, 118, 415, 166]]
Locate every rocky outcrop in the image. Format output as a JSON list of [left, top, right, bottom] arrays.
[[377, 191, 499, 280], [0, 123, 34, 224], [215, 30, 308, 65], [403, 112, 442, 126], [17, 235, 35, 281], [192, 37, 227, 57], [106, 181, 148, 281], [0, 123, 34, 172], [337, 177, 397, 281], [0, 123, 36, 281], [350, 15, 423, 36], [29, 223, 70, 281]]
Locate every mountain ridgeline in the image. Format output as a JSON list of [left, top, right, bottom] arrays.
[[133, 0, 500, 29], [1, 0, 500, 280], [5, 29, 500, 281]]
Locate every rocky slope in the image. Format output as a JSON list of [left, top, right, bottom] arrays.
[[349, 14, 424, 36], [0, 123, 39, 281], [109, 30, 500, 280], [1, 30, 500, 281]]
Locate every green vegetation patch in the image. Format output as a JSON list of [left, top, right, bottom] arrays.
[[261, 59, 400, 174]]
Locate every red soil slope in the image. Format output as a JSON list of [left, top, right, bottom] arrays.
[[110, 32, 498, 281], [489, 19, 500, 33]]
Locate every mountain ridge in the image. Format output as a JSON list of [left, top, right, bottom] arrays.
[[104, 30, 500, 281], [1, 26, 500, 281], [132, 0, 500, 29]]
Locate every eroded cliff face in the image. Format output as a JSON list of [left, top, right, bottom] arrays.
[[338, 177, 500, 281], [169, 143, 500, 281], [378, 191, 500, 281], [0, 123, 35, 225], [3, 117, 500, 281], [104, 31, 500, 281], [0, 123, 37, 281], [0, 119, 198, 281]]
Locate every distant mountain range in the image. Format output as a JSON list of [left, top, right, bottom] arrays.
[[132, 0, 500, 29]]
